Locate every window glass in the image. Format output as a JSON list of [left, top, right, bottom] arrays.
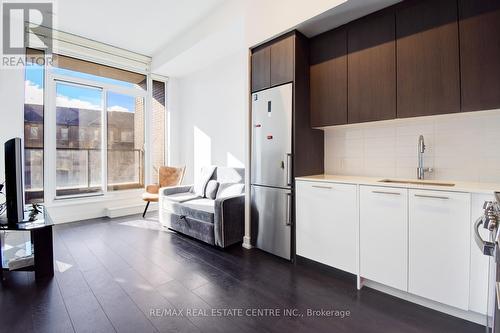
[[151, 80, 166, 181], [55, 82, 103, 197], [106, 92, 144, 191]]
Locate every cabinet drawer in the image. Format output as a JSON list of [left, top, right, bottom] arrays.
[[296, 181, 357, 274], [360, 186, 408, 291], [409, 189, 470, 310]]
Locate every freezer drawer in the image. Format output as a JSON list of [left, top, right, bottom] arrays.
[[251, 83, 293, 188], [251, 185, 292, 260]]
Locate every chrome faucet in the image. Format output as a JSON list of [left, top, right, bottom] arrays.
[[417, 135, 432, 180]]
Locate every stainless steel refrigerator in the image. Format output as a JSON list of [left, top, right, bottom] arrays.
[[251, 83, 293, 260]]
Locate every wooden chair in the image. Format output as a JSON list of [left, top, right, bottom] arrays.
[[142, 166, 185, 218]]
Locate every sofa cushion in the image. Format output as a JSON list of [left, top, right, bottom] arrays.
[[182, 199, 215, 223], [164, 192, 200, 203], [212, 167, 244, 184], [193, 166, 216, 197], [164, 198, 215, 223], [216, 183, 245, 199], [205, 180, 219, 200]]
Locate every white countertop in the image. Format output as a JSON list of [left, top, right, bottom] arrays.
[[295, 174, 500, 195]]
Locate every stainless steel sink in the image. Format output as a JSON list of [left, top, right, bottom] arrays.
[[378, 179, 455, 187]]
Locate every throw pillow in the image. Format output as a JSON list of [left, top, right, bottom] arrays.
[[205, 180, 219, 200], [216, 183, 245, 199], [193, 166, 216, 197]]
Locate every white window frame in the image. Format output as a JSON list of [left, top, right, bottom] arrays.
[[43, 51, 151, 204]]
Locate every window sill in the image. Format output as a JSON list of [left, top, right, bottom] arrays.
[[45, 188, 144, 208]]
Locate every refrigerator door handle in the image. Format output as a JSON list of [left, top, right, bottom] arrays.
[[286, 193, 292, 226], [285, 153, 292, 186]]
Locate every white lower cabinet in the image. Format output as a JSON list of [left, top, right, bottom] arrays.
[[296, 178, 489, 318], [296, 181, 357, 274], [408, 189, 471, 310], [360, 186, 408, 291]]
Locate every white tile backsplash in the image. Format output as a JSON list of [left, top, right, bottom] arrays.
[[324, 109, 500, 183]]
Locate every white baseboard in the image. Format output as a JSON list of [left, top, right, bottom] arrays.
[[106, 203, 157, 218], [363, 279, 487, 326], [242, 236, 252, 249]]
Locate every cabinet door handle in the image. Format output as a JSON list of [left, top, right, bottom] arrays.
[[285, 193, 292, 226], [372, 190, 401, 195], [312, 185, 332, 190], [285, 153, 292, 186], [496, 282, 500, 311], [414, 194, 449, 200]]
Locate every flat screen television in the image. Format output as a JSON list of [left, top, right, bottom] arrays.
[[4, 138, 24, 223]]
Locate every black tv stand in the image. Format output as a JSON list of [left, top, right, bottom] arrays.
[[0, 206, 54, 282]]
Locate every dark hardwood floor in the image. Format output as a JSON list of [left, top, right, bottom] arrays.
[[0, 214, 484, 333]]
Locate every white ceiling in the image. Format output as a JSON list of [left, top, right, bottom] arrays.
[[53, 0, 226, 56], [297, 0, 402, 37]]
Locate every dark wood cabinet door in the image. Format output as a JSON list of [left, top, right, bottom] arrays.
[[251, 47, 271, 92], [310, 28, 347, 127], [270, 36, 294, 86], [347, 9, 396, 123], [459, 0, 500, 112], [396, 0, 460, 118]]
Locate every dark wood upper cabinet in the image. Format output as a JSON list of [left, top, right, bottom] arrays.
[[270, 36, 295, 87], [294, 32, 325, 177], [251, 47, 271, 92], [396, 0, 460, 118], [250, 31, 325, 174], [459, 0, 500, 112], [309, 28, 347, 127], [251, 35, 294, 92], [348, 9, 396, 123]]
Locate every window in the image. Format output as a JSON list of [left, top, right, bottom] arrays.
[[120, 131, 133, 143], [30, 126, 39, 139], [24, 49, 156, 201], [151, 80, 167, 181], [24, 48, 45, 203], [60, 127, 69, 141], [50, 54, 146, 198], [78, 128, 87, 142]]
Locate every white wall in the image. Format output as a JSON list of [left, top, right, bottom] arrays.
[[324, 109, 500, 183], [244, 0, 347, 47], [169, 50, 247, 184], [0, 67, 25, 182], [0, 3, 25, 179], [157, 0, 361, 247]]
